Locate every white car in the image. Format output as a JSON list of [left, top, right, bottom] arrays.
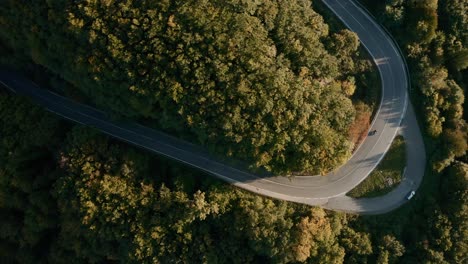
[[406, 190, 416, 200]]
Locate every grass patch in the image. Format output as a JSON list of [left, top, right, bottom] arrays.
[[348, 135, 406, 198]]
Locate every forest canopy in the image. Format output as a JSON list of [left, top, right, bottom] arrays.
[[0, 0, 372, 174], [0, 0, 467, 263]]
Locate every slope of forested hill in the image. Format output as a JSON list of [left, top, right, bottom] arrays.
[[359, 0, 467, 169], [0, 0, 373, 174]]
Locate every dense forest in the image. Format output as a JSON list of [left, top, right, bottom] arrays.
[[0, 0, 376, 175], [0, 0, 467, 263], [358, 0, 467, 171]]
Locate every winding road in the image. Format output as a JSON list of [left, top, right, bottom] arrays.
[[0, 0, 425, 214]]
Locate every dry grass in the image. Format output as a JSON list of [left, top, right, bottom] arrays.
[[348, 102, 372, 152]]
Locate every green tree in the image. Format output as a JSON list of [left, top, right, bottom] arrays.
[[0, 93, 62, 263]]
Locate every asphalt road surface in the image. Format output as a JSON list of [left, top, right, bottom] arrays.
[[0, 0, 425, 214]]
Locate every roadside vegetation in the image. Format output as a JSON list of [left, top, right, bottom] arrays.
[[312, 0, 382, 153], [348, 136, 406, 198], [0, 0, 466, 263], [354, 1, 468, 263]]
